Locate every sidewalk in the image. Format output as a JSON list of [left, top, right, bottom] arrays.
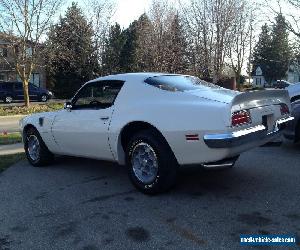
[[0, 143, 24, 156], [0, 115, 25, 133]]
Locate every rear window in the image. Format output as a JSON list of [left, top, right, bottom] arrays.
[[145, 75, 220, 92]]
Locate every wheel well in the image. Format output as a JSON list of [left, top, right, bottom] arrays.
[[120, 121, 167, 151], [23, 124, 36, 137], [291, 95, 300, 103]]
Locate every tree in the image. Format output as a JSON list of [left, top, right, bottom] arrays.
[[181, 0, 245, 82], [101, 23, 126, 75], [84, 0, 116, 70], [266, 0, 300, 38], [47, 2, 98, 98], [268, 13, 291, 81], [0, 0, 62, 107], [165, 14, 188, 73], [252, 24, 273, 83], [228, 4, 255, 89], [119, 21, 139, 72]]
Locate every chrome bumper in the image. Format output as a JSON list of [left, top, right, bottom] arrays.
[[204, 116, 294, 148]]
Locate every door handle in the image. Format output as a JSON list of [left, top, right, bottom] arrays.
[[100, 117, 109, 120]]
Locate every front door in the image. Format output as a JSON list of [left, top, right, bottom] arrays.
[[51, 80, 124, 160]]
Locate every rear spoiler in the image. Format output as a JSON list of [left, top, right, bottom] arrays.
[[231, 90, 291, 111]]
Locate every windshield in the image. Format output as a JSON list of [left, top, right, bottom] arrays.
[[145, 75, 220, 92]]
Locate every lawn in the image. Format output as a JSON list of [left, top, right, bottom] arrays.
[[0, 102, 64, 116], [0, 132, 22, 145], [0, 153, 25, 172]]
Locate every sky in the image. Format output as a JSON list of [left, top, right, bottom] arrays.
[[62, 0, 180, 28], [113, 0, 152, 28]]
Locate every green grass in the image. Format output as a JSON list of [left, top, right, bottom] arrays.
[[0, 133, 22, 145], [0, 153, 25, 172], [0, 102, 64, 116]]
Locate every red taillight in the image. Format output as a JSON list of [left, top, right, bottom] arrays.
[[280, 103, 289, 115], [231, 110, 251, 127]]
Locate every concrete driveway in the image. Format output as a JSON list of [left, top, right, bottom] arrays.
[[0, 142, 299, 249]]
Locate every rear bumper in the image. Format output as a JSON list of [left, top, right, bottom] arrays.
[[204, 116, 294, 148]]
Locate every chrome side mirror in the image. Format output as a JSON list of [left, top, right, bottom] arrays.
[[64, 101, 72, 111]]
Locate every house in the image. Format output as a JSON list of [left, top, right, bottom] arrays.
[[0, 33, 47, 88], [252, 62, 300, 87], [252, 66, 266, 87]]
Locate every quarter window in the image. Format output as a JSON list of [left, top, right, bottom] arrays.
[[72, 80, 124, 110]]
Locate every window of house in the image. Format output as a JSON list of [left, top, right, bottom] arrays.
[[30, 73, 40, 87], [0, 74, 6, 81]]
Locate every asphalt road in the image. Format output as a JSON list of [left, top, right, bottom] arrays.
[[0, 141, 299, 250]]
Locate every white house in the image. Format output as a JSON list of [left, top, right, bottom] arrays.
[[252, 66, 266, 87]]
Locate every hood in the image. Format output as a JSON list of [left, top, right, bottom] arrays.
[[185, 88, 240, 104]]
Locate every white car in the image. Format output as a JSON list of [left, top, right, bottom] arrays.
[[20, 73, 293, 194], [287, 82, 300, 103]]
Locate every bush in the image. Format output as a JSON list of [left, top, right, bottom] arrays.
[[0, 103, 64, 116]]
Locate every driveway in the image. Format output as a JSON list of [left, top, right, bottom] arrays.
[[0, 142, 299, 249]]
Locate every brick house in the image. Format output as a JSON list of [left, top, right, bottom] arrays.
[[0, 33, 47, 88]]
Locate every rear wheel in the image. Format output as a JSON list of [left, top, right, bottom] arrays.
[[126, 129, 178, 194], [4, 96, 13, 103], [24, 127, 54, 166], [41, 94, 48, 102]]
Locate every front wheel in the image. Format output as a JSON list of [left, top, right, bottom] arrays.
[[24, 127, 54, 166], [126, 129, 178, 194]]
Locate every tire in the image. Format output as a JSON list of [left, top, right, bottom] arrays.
[[4, 95, 13, 103], [126, 129, 178, 194], [40, 94, 48, 102], [24, 127, 54, 167]]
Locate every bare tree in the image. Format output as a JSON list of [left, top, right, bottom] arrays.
[[0, 0, 63, 107], [264, 0, 300, 38], [84, 0, 116, 71], [228, 3, 256, 88], [181, 0, 246, 82]]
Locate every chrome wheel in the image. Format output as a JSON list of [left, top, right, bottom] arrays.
[[131, 142, 159, 184], [41, 95, 47, 102], [27, 135, 40, 161], [5, 96, 12, 103]]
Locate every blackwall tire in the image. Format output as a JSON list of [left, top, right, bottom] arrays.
[[24, 127, 54, 167], [126, 129, 178, 194]]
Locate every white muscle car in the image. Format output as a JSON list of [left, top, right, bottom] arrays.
[[20, 73, 294, 194]]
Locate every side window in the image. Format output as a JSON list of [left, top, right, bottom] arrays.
[[72, 80, 124, 110], [29, 83, 38, 90]]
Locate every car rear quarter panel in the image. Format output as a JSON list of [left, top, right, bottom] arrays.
[[109, 80, 232, 165]]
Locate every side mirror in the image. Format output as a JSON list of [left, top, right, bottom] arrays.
[[64, 101, 72, 111]]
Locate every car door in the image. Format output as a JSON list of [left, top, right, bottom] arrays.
[[14, 82, 24, 100], [29, 83, 39, 100], [51, 80, 124, 160]]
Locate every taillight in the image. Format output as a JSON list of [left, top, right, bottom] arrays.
[[231, 110, 251, 127], [280, 103, 289, 116]]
